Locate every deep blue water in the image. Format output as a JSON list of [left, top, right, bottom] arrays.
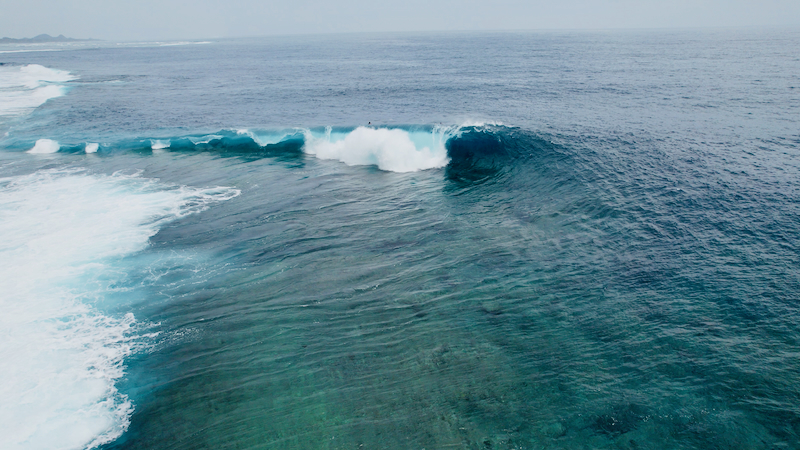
[[1, 29, 799, 449]]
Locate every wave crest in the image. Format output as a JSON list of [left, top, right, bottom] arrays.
[[15, 123, 542, 177]]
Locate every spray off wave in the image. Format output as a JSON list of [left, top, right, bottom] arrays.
[[0, 169, 239, 450]]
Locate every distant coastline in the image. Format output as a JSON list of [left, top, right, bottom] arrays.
[[0, 34, 99, 44]]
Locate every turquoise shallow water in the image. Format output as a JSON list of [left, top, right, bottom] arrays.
[[1, 29, 799, 449]]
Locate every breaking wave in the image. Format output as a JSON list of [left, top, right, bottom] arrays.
[[302, 126, 452, 172], [14, 123, 535, 174], [0, 64, 75, 124]]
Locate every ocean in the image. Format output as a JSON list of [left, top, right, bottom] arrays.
[[1, 28, 799, 449]]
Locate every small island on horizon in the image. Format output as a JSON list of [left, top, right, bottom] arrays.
[[0, 34, 100, 44]]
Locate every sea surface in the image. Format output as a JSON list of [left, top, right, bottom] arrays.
[[1, 28, 799, 449]]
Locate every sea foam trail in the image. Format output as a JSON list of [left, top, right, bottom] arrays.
[[303, 126, 452, 173], [0, 169, 239, 450], [0, 64, 75, 123]]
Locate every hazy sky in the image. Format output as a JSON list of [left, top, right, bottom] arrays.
[[1, 0, 799, 41]]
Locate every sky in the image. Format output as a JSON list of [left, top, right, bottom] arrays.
[[1, 0, 799, 41]]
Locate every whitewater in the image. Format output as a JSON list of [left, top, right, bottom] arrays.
[[1, 29, 799, 449], [0, 167, 238, 449]]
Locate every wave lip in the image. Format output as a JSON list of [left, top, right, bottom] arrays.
[[443, 123, 534, 185], [0, 169, 239, 450], [0, 64, 75, 123], [303, 126, 452, 173]]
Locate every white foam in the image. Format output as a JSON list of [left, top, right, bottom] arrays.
[[0, 64, 75, 122], [158, 41, 212, 47], [189, 135, 222, 145], [0, 49, 64, 54], [85, 143, 99, 153], [303, 126, 451, 173], [236, 128, 297, 146], [458, 119, 504, 128], [27, 138, 60, 154], [0, 169, 239, 450], [150, 139, 170, 150]]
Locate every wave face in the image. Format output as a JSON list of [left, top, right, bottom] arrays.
[[0, 169, 238, 450], [0, 64, 74, 124]]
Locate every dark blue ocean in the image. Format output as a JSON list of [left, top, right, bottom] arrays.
[[1, 29, 799, 449]]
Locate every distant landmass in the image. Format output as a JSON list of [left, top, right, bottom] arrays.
[[0, 34, 99, 44]]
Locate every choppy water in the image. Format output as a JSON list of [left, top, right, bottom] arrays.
[[1, 29, 799, 449]]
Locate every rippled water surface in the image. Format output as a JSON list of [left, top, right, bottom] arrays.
[[1, 29, 799, 449]]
